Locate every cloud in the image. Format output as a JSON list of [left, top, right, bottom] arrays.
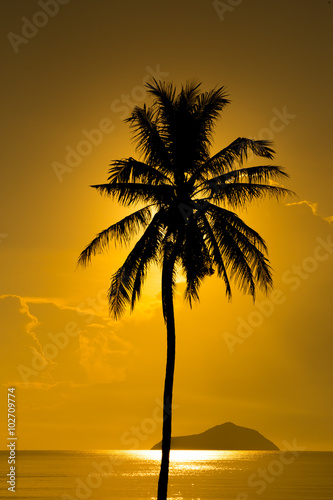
[[0, 295, 131, 387], [286, 200, 333, 224], [0, 295, 53, 386]]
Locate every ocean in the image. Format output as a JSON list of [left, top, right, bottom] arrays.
[[0, 450, 332, 500]]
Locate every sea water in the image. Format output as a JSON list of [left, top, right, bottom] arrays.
[[0, 450, 332, 500]]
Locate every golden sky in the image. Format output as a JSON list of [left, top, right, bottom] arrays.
[[1, 0, 332, 451]]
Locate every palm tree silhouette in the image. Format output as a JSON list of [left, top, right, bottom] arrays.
[[78, 80, 292, 500]]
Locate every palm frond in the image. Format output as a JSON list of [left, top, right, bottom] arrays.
[[92, 181, 175, 206], [190, 138, 275, 183], [107, 158, 173, 185], [77, 206, 152, 267], [108, 266, 132, 320], [108, 212, 165, 319], [194, 86, 230, 144], [145, 79, 176, 149], [177, 81, 202, 110], [125, 105, 171, 168], [130, 213, 170, 310], [200, 214, 232, 299], [210, 215, 256, 298], [207, 204, 273, 296], [146, 79, 177, 109], [200, 165, 289, 188], [204, 182, 292, 208]]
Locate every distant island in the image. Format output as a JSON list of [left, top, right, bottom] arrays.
[[151, 422, 279, 450]]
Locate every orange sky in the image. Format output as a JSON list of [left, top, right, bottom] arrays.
[[0, 0, 332, 451]]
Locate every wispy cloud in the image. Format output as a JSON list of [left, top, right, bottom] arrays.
[[286, 200, 333, 224]]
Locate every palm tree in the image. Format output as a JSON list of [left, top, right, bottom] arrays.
[[78, 80, 292, 500]]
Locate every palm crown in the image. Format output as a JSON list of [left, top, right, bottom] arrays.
[[78, 80, 291, 319]]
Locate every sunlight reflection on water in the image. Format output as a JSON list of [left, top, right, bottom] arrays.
[[3, 450, 331, 500], [120, 450, 262, 478]]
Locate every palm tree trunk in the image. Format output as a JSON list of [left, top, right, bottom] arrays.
[[157, 250, 177, 500]]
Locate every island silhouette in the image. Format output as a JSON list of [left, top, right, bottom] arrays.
[[151, 422, 279, 450]]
